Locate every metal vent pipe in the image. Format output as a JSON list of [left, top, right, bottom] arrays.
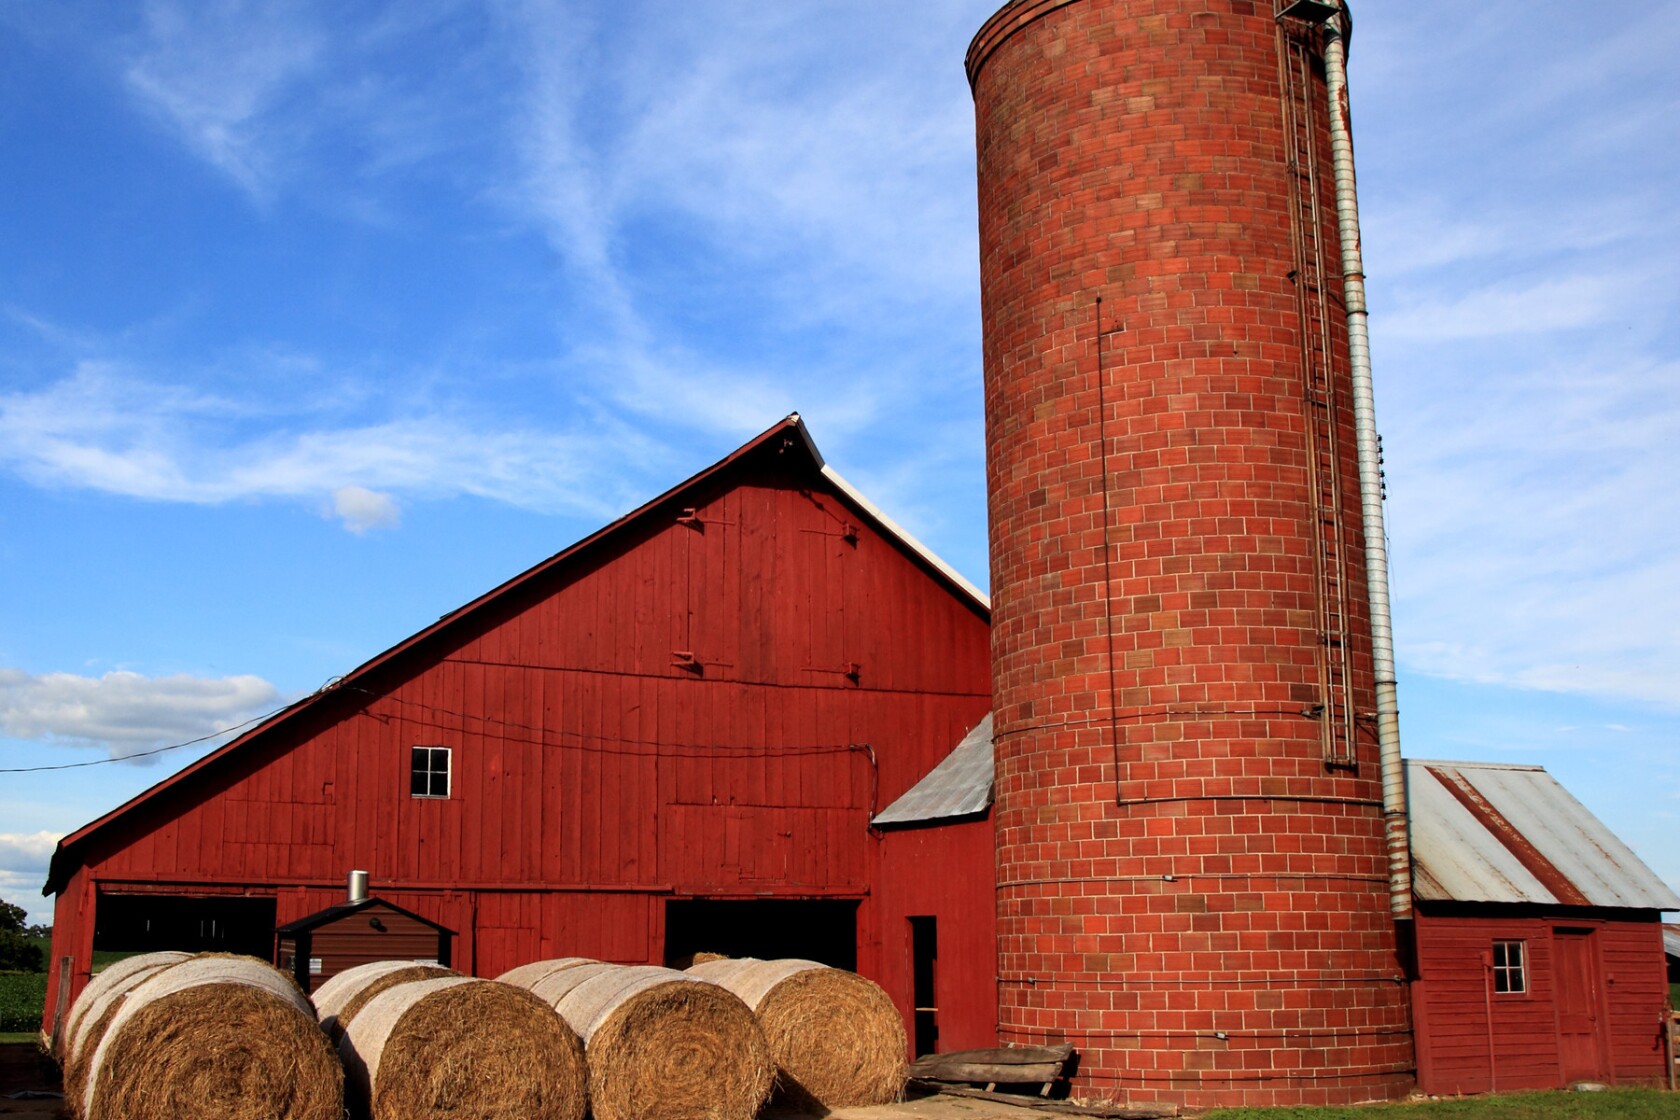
[[347, 869, 370, 903], [1322, 11, 1412, 919]]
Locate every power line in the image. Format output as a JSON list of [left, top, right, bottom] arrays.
[[0, 708, 286, 774]]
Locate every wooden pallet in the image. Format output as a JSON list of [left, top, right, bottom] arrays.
[[908, 1045, 1076, 1097]]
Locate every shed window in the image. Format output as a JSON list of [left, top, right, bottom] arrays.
[[1492, 939, 1526, 993], [411, 746, 451, 798]]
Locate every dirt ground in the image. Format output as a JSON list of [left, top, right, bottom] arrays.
[[0, 1039, 1070, 1120], [0, 1041, 62, 1119]]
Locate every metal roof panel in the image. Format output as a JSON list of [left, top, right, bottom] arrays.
[[872, 714, 994, 826]]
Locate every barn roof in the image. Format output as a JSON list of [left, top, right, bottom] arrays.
[[1407, 759, 1680, 910], [865, 721, 1677, 911], [872, 713, 993, 826], [45, 414, 989, 896]]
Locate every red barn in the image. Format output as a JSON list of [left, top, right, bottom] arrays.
[[41, 415, 998, 1055], [1407, 760, 1680, 1093]]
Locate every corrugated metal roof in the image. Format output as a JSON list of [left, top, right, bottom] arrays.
[[1409, 759, 1680, 910], [1662, 925, 1680, 960], [872, 714, 994, 826]]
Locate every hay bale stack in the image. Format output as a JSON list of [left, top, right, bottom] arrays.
[[666, 950, 731, 969], [81, 954, 342, 1120], [311, 959, 458, 1040], [60, 952, 192, 1113], [494, 956, 598, 991], [687, 958, 906, 1109], [536, 964, 772, 1120], [339, 976, 586, 1120]]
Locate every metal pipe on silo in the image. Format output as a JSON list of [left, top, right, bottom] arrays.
[[1322, 11, 1412, 919]]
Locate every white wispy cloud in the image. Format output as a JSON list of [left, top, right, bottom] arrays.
[[0, 364, 662, 523], [124, 0, 324, 199], [0, 668, 279, 757]]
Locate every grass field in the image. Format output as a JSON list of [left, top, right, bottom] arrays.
[[0, 973, 46, 1034], [1207, 1089, 1680, 1119]]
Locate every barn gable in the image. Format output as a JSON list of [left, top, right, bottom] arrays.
[[42, 415, 996, 1047]]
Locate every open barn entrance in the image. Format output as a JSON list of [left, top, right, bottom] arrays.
[[94, 893, 277, 960], [664, 899, 858, 969]]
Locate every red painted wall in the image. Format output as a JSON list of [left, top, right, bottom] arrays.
[[1412, 910, 1670, 1094], [969, 0, 1411, 1107], [44, 444, 994, 1056]]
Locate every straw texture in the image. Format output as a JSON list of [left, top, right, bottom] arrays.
[[536, 964, 772, 1120], [687, 958, 906, 1109], [339, 976, 587, 1120], [81, 954, 342, 1120], [310, 959, 457, 1040]]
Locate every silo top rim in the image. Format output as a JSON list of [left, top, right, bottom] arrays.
[[964, 0, 1353, 93]]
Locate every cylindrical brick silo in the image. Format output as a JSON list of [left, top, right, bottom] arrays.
[[969, 0, 1414, 1108]]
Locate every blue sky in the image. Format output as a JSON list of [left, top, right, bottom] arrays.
[[1, 1, 1676, 926]]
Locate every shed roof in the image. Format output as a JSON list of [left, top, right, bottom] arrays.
[[864, 719, 1676, 912], [275, 896, 455, 937], [872, 714, 993, 826], [45, 414, 990, 896], [1407, 759, 1679, 910]]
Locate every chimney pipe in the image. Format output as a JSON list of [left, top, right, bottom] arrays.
[[347, 869, 369, 903]]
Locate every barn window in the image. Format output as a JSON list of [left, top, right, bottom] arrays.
[[411, 746, 451, 798], [1492, 939, 1526, 993]]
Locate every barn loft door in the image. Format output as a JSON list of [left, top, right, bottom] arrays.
[[1554, 928, 1609, 1084]]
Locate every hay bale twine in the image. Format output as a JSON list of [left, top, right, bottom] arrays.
[[540, 964, 771, 1120], [61, 953, 192, 1115], [687, 957, 906, 1109], [339, 976, 586, 1120], [311, 959, 458, 1041], [494, 956, 599, 991], [81, 954, 342, 1120]]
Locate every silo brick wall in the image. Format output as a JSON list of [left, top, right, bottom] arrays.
[[969, 0, 1413, 1107]]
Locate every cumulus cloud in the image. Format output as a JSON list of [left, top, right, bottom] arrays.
[[331, 485, 400, 534], [0, 668, 279, 758], [0, 832, 61, 913]]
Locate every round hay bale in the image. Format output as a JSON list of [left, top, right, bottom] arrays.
[[494, 956, 599, 991], [311, 959, 458, 1041], [666, 951, 731, 969], [61, 953, 192, 1115], [81, 954, 342, 1120], [542, 964, 772, 1120], [339, 976, 586, 1120], [687, 957, 906, 1109], [58, 951, 191, 1061]]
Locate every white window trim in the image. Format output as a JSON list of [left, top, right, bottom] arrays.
[[411, 745, 452, 799]]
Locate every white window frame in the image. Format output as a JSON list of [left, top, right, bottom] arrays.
[[410, 745, 452, 799], [1491, 938, 1526, 994]]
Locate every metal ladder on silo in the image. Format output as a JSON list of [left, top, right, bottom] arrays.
[[1277, 11, 1358, 769]]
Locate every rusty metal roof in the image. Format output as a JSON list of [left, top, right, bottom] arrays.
[[872, 714, 993, 826], [1408, 759, 1679, 910]]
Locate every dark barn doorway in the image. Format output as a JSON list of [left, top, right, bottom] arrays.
[[94, 893, 278, 960], [664, 899, 858, 969]]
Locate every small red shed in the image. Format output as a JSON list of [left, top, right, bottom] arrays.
[[1407, 759, 1680, 1093]]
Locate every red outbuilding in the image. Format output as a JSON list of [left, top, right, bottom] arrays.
[[41, 415, 998, 1055], [1406, 760, 1680, 1093]]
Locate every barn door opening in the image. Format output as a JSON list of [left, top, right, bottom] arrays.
[[910, 915, 938, 1057], [94, 893, 277, 960], [662, 898, 858, 969], [1554, 927, 1609, 1083]]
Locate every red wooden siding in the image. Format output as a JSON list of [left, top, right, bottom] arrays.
[[1412, 910, 1669, 1094], [44, 445, 993, 1058]]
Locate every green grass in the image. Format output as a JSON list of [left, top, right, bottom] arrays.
[[0, 972, 47, 1033], [1207, 1088, 1680, 1119], [0, 1031, 42, 1043]]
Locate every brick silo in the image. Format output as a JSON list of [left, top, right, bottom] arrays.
[[969, 0, 1414, 1108]]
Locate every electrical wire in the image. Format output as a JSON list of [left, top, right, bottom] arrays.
[[0, 707, 288, 773]]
